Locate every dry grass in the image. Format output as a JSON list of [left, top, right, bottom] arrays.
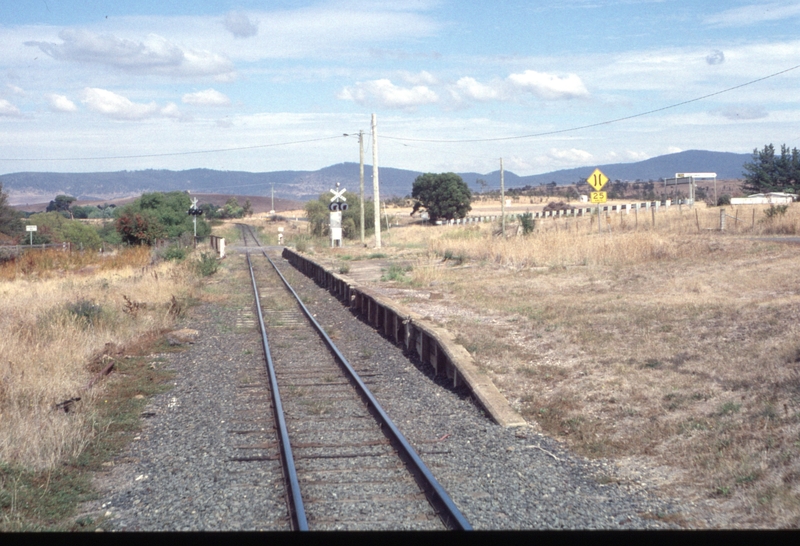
[[311, 202, 800, 528], [0, 246, 196, 471]]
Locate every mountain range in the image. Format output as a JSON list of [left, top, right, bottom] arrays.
[[2, 149, 752, 205]]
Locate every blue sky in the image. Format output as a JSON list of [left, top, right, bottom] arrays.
[[1, 1, 799, 179]]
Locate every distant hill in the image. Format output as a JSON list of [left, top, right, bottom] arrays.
[[1, 150, 751, 205]]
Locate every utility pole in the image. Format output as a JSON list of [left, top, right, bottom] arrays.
[[359, 130, 365, 244], [270, 183, 275, 215], [372, 113, 381, 249], [500, 157, 505, 236]]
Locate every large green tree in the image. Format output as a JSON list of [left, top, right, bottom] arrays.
[[46, 195, 77, 217], [743, 144, 800, 194], [116, 191, 210, 245], [411, 172, 472, 222], [0, 181, 23, 243]]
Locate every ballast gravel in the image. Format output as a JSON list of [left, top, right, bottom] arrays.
[[86, 249, 690, 530]]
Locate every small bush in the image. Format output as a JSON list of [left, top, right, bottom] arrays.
[[764, 204, 789, 219], [717, 194, 731, 206], [161, 245, 187, 261], [195, 252, 219, 276], [442, 249, 465, 265], [381, 263, 412, 282], [295, 237, 308, 253], [66, 299, 103, 327], [520, 212, 535, 235], [339, 263, 350, 274]]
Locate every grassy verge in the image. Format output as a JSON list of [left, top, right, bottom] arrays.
[[1, 333, 179, 531], [0, 244, 211, 531]]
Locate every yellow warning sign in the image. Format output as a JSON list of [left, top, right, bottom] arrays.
[[587, 168, 608, 191], [590, 191, 607, 204]]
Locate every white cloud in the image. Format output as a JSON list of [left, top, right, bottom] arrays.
[[623, 150, 649, 161], [48, 94, 77, 112], [7, 84, 25, 96], [337, 79, 438, 109], [454, 77, 501, 101], [182, 89, 231, 106], [26, 29, 235, 79], [224, 11, 259, 38], [507, 70, 589, 100], [218, 6, 441, 61], [159, 102, 189, 120], [0, 99, 23, 117], [399, 71, 438, 85], [546, 147, 593, 163], [705, 2, 800, 27], [80, 87, 161, 120]]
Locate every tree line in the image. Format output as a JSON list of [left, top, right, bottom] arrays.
[[0, 187, 226, 249]]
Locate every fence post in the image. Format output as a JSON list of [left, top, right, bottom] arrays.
[[719, 208, 726, 231]]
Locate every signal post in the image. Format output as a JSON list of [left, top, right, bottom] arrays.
[[329, 183, 348, 247]]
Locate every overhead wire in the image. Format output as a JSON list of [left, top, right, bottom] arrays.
[[381, 62, 800, 144], [1, 62, 798, 164]]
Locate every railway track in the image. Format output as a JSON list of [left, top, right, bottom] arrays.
[[238, 224, 472, 531]]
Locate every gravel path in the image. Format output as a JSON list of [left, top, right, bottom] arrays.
[[86, 248, 690, 530]]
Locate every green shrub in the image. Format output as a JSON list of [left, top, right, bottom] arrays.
[[339, 263, 350, 274], [161, 245, 187, 261], [442, 249, 465, 265], [520, 212, 535, 235], [195, 252, 219, 276], [764, 204, 789, 219], [381, 263, 412, 282], [717, 194, 731, 206], [66, 299, 104, 327]]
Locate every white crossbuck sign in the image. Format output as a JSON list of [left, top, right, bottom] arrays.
[[330, 187, 346, 202]]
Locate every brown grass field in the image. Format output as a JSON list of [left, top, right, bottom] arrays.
[[285, 198, 800, 528], [0, 247, 198, 470], [0, 244, 206, 530]]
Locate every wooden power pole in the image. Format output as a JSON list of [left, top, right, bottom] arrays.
[[500, 157, 505, 236], [372, 114, 381, 249], [359, 130, 365, 244]]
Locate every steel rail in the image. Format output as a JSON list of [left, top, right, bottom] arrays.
[[248, 234, 471, 531], [242, 228, 309, 531]]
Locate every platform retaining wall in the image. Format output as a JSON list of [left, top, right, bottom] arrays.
[[282, 247, 527, 428]]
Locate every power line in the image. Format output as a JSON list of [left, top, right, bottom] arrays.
[[3, 63, 799, 164], [382, 63, 800, 144], [0, 135, 347, 162]]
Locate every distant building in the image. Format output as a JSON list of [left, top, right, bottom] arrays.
[[730, 192, 797, 205]]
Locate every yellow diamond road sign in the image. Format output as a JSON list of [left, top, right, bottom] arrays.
[[587, 168, 608, 191]]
